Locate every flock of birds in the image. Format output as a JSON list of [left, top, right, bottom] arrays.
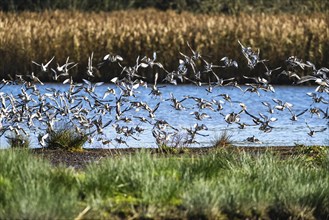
[[0, 41, 328, 148]]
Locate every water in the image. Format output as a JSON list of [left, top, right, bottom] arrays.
[[0, 83, 328, 148]]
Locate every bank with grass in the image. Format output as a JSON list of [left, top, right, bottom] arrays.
[[1, 147, 329, 219]]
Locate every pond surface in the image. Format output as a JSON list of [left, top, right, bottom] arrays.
[[0, 83, 328, 148]]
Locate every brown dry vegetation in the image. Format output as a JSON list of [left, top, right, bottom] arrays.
[[0, 9, 328, 81]]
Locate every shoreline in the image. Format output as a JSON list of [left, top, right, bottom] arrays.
[[27, 145, 321, 169]]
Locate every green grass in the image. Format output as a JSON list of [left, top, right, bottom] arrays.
[[0, 149, 81, 219], [1, 148, 329, 219]]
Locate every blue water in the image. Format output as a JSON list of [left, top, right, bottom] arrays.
[[0, 83, 328, 148]]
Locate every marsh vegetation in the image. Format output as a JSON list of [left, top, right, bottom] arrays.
[[0, 9, 328, 82]]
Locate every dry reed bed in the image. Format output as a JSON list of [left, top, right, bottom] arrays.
[[0, 9, 328, 81]]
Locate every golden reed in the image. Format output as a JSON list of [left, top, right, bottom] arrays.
[[0, 9, 328, 80]]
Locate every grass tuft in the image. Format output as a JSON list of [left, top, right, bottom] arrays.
[[47, 127, 87, 151], [6, 133, 30, 149], [212, 130, 233, 148], [156, 132, 190, 154]]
